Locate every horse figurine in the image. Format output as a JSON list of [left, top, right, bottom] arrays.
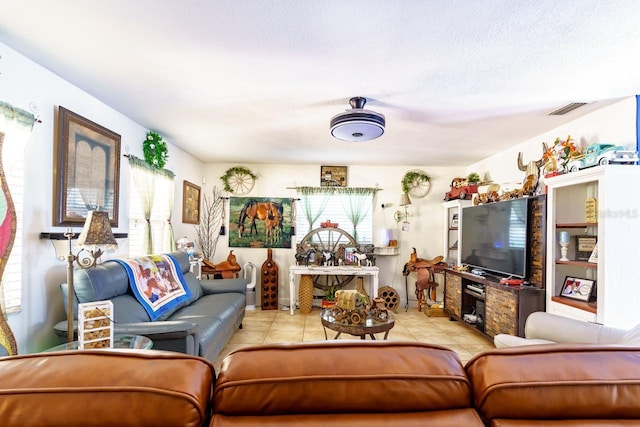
[[237, 199, 283, 238], [322, 251, 335, 266], [295, 247, 314, 266], [353, 250, 375, 267]]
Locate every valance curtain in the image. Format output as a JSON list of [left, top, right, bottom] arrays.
[[0, 101, 36, 355], [128, 155, 175, 254]]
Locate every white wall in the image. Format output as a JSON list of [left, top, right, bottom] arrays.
[[0, 42, 203, 352]]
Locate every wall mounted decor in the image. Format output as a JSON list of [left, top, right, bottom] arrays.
[[143, 131, 169, 169], [229, 197, 292, 248], [182, 180, 201, 224], [220, 166, 256, 195], [54, 107, 121, 226], [320, 166, 347, 187]]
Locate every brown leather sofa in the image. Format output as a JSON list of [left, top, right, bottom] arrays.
[[2, 342, 640, 426]]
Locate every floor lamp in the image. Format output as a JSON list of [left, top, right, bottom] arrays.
[[63, 210, 118, 342]]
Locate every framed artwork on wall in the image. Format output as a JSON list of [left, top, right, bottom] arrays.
[[54, 106, 121, 226], [182, 180, 201, 224], [229, 197, 292, 248], [320, 165, 347, 187]]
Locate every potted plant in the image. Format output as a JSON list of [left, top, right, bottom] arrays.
[[467, 172, 481, 184], [322, 286, 338, 309]]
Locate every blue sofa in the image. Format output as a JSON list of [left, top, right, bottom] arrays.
[[54, 251, 247, 361]]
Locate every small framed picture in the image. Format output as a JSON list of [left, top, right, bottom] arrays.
[[450, 213, 459, 228], [182, 180, 201, 224], [560, 276, 596, 302], [575, 236, 596, 261], [320, 166, 347, 187]]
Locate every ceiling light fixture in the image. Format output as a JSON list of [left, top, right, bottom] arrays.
[[330, 97, 385, 142]]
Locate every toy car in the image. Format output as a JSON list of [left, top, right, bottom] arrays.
[[567, 143, 638, 172], [444, 178, 479, 201]]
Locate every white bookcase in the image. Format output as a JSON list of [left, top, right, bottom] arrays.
[[545, 165, 640, 329], [442, 199, 472, 266]]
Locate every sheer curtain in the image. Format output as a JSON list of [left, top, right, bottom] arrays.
[[297, 186, 331, 233], [0, 101, 36, 355], [157, 171, 175, 251], [339, 187, 375, 242], [128, 155, 175, 254]]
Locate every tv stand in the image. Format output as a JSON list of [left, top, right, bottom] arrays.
[[444, 269, 544, 338]]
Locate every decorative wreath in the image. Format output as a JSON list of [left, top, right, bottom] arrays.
[[401, 170, 431, 194], [143, 131, 169, 169], [220, 166, 257, 193]]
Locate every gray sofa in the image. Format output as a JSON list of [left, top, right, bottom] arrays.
[[54, 251, 247, 361]]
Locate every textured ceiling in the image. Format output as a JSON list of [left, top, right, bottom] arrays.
[[1, 0, 639, 165]]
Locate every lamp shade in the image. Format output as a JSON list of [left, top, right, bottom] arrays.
[[77, 210, 118, 250], [399, 193, 412, 206]]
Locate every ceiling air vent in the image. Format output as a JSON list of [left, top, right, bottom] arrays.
[[547, 102, 587, 116]]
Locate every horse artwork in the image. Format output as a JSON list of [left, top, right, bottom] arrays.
[[230, 197, 292, 248]]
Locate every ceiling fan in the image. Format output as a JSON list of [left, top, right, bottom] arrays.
[[329, 97, 385, 142]]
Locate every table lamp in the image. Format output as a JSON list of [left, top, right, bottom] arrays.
[[62, 210, 118, 342]]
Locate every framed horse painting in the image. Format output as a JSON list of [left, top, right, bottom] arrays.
[[229, 197, 292, 248]]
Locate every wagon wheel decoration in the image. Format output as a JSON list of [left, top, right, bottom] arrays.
[[298, 226, 357, 291], [402, 169, 431, 199], [220, 166, 256, 195]]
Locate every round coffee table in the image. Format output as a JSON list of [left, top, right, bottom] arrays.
[[321, 308, 394, 340]]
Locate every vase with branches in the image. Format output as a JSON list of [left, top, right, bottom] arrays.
[[195, 186, 224, 261]]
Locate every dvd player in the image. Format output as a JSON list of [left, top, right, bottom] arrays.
[[467, 284, 485, 294]]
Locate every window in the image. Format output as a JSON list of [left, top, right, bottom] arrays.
[[295, 188, 374, 244], [0, 102, 36, 313], [128, 156, 175, 256]]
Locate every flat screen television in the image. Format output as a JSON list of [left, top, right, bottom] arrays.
[[460, 198, 529, 279]]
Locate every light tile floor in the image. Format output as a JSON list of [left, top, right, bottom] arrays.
[[214, 307, 495, 370]]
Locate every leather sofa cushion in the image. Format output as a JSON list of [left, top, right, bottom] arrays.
[[73, 262, 130, 301], [0, 350, 215, 427], [466, 344, 640, 422], [214, 342, 478, 419]]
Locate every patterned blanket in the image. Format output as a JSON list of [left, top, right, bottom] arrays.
[[113, 254, 192, 321]]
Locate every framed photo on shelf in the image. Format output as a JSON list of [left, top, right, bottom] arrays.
[[575, 236, 597, 261], [560, 276, 596, 302], [182, 180, 201, 224], [450, 213, 459, 228]]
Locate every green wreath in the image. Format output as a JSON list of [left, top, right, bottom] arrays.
[[143, 131, 169, 169]]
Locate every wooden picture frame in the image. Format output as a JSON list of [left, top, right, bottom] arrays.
[[560, 276, 596, 302], [320, 165, 347, 187], [182, 180, 201, 224], [54, 106, 121, 226]]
